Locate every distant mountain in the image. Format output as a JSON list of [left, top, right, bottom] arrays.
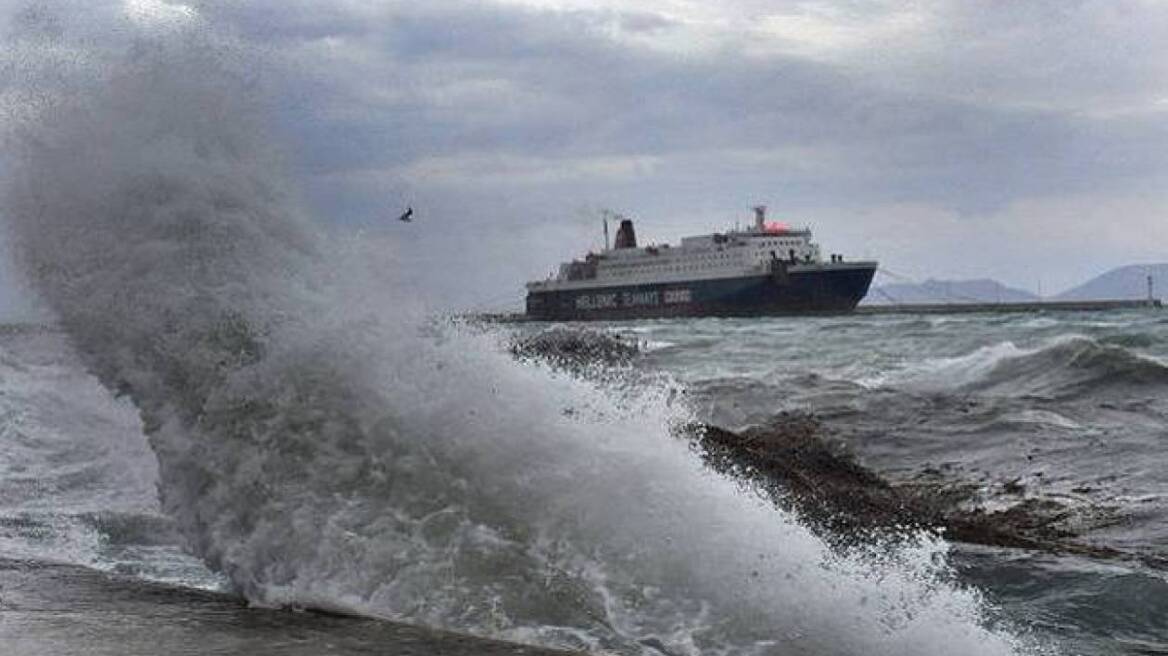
[[863, 278, 1040, 305], [1055, 263, 1168, 301]]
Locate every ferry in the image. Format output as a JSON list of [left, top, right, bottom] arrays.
[[525, 206, 877, 320]]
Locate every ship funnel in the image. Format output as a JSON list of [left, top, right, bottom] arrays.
[[753, 205, 767, 231], [614, 218, 637, 249]]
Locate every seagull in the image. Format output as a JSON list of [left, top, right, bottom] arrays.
[[397, 206, 414, 222]]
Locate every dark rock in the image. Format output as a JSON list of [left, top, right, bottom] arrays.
[[509, 327, 639, 370], [681, 413, 1168, 568], [1002, 479, 1026, 495], [681, 413, 947, 546]]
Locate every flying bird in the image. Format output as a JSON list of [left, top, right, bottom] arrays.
[[397, 206, 414, 222]]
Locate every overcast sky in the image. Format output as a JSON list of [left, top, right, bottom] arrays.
[[4, 0, 1168, 313]]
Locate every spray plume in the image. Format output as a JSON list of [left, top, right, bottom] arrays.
[[0, 4, 1036, 655]]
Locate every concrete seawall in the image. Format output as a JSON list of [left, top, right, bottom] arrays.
[[855, 299, 1161, 315], [0, 559, 581, 656]]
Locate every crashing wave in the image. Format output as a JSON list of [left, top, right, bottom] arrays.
[[0, 5, 1032, 655]]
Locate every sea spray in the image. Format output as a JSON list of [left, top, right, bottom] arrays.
[[1, 4, 1036, 654]]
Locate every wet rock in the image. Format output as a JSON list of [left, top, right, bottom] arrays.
[[682, 413, 1168, 568], [509, 327, 639, 370], [1002, 479, 1026, 495], [683, 412, 944, 544]]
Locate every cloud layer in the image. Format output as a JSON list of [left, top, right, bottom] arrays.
[[4, 0, 1168, 310]]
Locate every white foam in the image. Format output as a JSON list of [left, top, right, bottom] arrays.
[[0, 7, 1036, 655]]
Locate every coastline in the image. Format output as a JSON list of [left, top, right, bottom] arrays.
[[0, 558, 582, 656]]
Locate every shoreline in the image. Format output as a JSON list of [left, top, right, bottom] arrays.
[[0, 558, 582, 656]]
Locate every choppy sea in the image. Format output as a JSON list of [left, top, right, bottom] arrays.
[[3, 310, 1168, 655], [617, 311, 1168, 654]]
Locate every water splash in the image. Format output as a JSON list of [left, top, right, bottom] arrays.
[[0, 5, 1036, 654]]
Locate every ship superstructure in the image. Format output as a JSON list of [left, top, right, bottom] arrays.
[[525, 206, 876, 320]]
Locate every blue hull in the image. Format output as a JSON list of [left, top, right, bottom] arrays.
[[525, 265, 876, 321]]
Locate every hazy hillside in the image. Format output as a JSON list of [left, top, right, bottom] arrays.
[[1055, 263, 1168, 301], [864, 278, 1040, 305]]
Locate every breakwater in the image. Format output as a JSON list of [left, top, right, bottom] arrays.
[[856, 299, 1161, 315]]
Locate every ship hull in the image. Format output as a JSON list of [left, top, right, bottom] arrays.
[[525, 264, 876, 321]]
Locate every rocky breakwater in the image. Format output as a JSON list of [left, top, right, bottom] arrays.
[[685, 413, 1158, 566]]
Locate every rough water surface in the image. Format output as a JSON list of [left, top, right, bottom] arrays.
[[561, 312, 1168, 654]]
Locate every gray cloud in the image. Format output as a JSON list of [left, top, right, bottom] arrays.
[[222, 4, 1161, 182], [200, 0, 1168, 305], [4, 0, 1168, 310]]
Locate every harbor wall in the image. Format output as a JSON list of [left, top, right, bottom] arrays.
[[855, 299, 1161, 315]]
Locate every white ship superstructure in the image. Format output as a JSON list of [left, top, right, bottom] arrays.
[[530, 207, 849, 292], [524, 205, 876, 320]]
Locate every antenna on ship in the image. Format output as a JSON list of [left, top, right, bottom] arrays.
[[603, 215, 610, 251]]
